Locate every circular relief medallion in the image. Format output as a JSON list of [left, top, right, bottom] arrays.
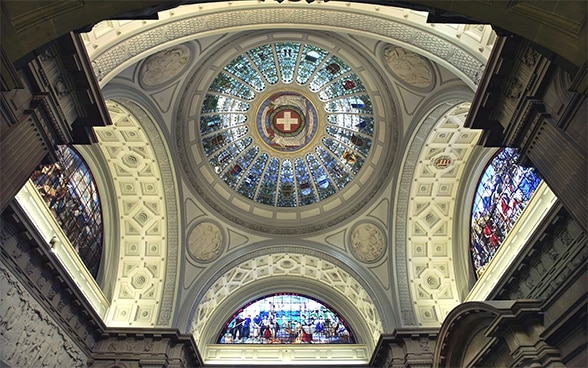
[[140, 44, 191, 87], [256, 91, 318, 152], [350, 222, 385, 263], [384, 46, 434, 89], [187, 222, 223, 262]]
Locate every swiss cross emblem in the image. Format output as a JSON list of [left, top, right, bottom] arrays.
[[273, 109, 301, 133]]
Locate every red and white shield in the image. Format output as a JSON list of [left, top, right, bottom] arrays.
[[273, 109, 301, 133]]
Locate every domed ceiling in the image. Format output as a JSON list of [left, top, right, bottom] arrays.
[[82, 3, 496, 364], [177, 33, 398, 234], [200, 41, 374, 207]]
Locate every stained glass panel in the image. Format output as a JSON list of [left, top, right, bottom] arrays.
[[31, 146, 103, 278], [470, 148, 542, 278], [218, 293, 355, 344]]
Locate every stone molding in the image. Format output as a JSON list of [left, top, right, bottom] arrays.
[[83, 3, 490, 88]]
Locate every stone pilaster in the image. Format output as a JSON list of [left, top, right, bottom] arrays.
[[370, 329, 438, 368]]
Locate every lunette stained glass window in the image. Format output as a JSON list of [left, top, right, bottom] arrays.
[[218, 293, 355, 344], [200, 42, 375, 207], [470, 148, 541, 278], [31, 146, 103, 278]]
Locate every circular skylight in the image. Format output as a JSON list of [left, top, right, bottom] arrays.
[[199, 42, 374, 207]]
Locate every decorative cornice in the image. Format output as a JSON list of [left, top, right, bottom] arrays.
[[86, 4, 488, 88]]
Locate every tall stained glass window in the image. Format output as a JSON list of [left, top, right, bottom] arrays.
[[470, 148, 541, 278], [200, 42, 375, 207], [31, 146, 103, 278], [218, 293, 355, 344]]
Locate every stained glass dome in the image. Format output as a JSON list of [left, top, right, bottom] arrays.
[[199, 42, 374, 207]]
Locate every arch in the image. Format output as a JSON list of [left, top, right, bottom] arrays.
[[187, 250, 384, 352], [392, 96, 481, 327], [217, 293, 356, 344], [4, 1, 584, 70], [469, 148, 542, 278], [93, 99, 181, 328], [84, 2, 492, 88], [30, 146, 104, 278]]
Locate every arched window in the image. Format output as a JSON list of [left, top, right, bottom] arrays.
[[217, 293, 355, 344], [470, 148, 541, 278], [30, 146, 103, 278]]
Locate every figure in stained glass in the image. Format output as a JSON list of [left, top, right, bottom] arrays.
[[470, 148, 541, 277]]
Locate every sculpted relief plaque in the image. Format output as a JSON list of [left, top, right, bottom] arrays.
[[384, 46, 434, 89], [187, 221, 223, 262], [0, 266, 85, 367], [350, 222, 385, 263], [140, 45, 191, 87]]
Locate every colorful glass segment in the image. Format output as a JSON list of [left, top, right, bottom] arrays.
[[218, 293, 355, 344], [31, 146, 104, 278], [470, 148, 541, 278], [200, 42, 374, 207]]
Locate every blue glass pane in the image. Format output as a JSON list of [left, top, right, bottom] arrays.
[[470, 148, 542, 278], [296, 44, 329, 85], [218, 293, 355, 344], [209, 137, 253, 173], [315, 146, 351, 189], [322, 137, 364, 175], [277, 160, 296, 207], [247, 44, 279, 85], [200, 114, 247, 135], [31, 146, 103, 278], [318, 73, 366, 101], [309, 55, 351, 92], [307, 153, 336, 200], [220, 146, 259, 189], [327, 114, 374, 137], [202, 126, 248, 155], [295, 157, 316, 206], [325, 126, 372, 157], [224, 55, 266, 92], [276, 42, 301, 83], [257, 157, 280, 205], [325, 95, 373, 114], [201, 94, 249, 113], [209, 73, 255, 100], [237, 153, 268, 199]]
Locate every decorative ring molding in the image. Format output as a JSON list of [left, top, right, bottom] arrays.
[[83, 2, 491, 88]]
